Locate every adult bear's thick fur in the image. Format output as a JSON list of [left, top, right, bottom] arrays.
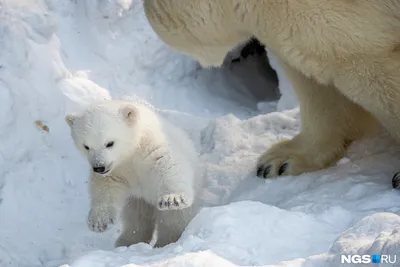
[[144, 0, 400, 179]]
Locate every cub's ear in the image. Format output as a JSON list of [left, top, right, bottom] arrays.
[[120, 105, 138, 125], [65, 114, 77, 127]]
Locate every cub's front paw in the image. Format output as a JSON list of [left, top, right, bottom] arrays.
[[87, 206, 117, 232], [157, 193, 191, 211]]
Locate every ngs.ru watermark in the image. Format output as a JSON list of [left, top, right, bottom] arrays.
[[341, 254, 397, 264]]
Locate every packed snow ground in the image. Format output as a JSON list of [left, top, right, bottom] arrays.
[[0, 1, 399, 267]]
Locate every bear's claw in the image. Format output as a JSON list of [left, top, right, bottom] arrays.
[[257, 164, 270, 178], [157, 194, 189, 211], [278, 162, 288, 176], [392, 172, 400, 189], [87, 207, 116, 233], [257, 162, 289, 178]]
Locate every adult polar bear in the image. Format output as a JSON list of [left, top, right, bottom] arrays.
[[144, 0, 400, 179]]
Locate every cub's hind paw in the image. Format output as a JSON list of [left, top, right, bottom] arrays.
[[157, 193, 190, 211]]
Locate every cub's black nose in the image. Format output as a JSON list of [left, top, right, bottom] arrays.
[[93, 166, 106, 173]]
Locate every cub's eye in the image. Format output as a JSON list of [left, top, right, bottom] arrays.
[[84, 145, 89, 150], [106, 141, 114, 148]]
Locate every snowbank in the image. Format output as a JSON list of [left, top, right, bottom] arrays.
[[68, 209, 400, 267], [0, 1, 399, 267]]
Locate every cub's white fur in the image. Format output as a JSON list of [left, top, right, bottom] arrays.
[[65, 100, 203, 247]]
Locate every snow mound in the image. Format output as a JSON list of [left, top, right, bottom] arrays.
[[67, 207, 400, 267], [0, 1, 399, 267]]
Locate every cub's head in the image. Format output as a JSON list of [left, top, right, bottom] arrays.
[[65, 103, 141, 175]]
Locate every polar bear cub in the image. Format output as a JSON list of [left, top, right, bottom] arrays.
[[65, 100, 203, 248]]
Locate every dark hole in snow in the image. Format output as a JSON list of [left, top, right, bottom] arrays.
[[204, 37, 281, 112]]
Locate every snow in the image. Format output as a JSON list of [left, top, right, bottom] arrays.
[[0, 1, 399, 267]]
